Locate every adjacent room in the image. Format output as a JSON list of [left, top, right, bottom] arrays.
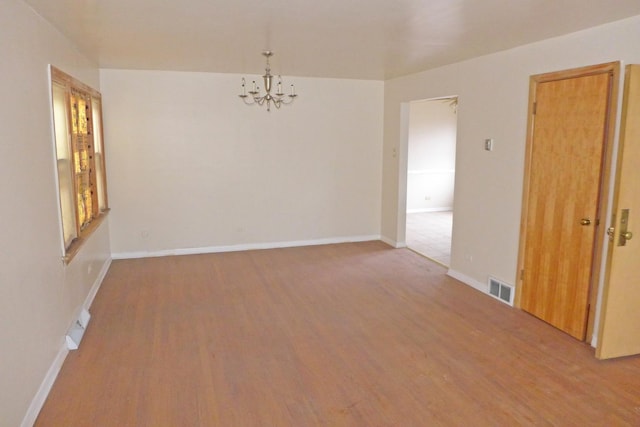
[[405, 97, 457, 266], [2, 0, 640, 425]]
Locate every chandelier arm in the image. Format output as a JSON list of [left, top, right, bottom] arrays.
[[240, 95, 256, 106], [278, 95, 297, 105]]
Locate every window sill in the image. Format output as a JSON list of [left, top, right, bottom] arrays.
[[63, 209, 110, 265]]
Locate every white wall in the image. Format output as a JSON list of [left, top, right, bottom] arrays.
[[382, 15, 640, 291], [0, 1, 111, 426], [101, 69, 384, 257], [406, 99, 457, 212]]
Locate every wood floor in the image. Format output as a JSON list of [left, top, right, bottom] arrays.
[[36, 242, 640, 426]]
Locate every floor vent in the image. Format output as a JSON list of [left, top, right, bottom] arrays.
[[66, 308, 91, 350], [488, 277, 514, 306]]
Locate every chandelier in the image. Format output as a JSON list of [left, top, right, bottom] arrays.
[[239, 51, 297, 112]]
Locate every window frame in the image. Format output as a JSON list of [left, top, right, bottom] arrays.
[[50, 66, 109, 263]]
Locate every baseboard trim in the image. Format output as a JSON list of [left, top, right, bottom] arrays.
[[21, 256, 112, 427], [380, 236, 407, 248], [406, 207, 453, 214], [85, 257, 111, 308], [21, 345, 68, 427], [446, 269, 487, 294], [112, 235, 382, 260]]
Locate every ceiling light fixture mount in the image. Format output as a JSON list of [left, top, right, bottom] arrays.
[[239, 51, 297, 112]]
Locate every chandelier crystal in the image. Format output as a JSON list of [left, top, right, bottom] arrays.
[[239, 51, 297, 112]]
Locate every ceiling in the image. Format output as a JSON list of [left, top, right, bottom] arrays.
[[24, 0, 640, 80]]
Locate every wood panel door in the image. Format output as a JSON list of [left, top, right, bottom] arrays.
[[518, 63, 619, 340], [596, 65, 640, 359]]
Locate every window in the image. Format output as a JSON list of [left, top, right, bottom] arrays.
[[51, 66, 109, 262]]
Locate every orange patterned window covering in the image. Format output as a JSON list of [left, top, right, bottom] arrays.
[[51, 66, 109, 262]]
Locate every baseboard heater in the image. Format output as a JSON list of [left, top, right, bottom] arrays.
[[65, 308, 91, 350]]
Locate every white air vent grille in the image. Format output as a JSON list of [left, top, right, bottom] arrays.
[[488, 277, 514, 306], [66, 308, 91, 350]]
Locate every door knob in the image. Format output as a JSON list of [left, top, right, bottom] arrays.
[[622, 231, 633, 241], [580, 218, 591, 226]]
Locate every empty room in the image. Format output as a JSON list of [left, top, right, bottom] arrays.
[[3, 0, 640, 425]]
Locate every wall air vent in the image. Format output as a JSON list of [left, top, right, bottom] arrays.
[[66, 308, 91, 350], [488, 277, 514, 306]]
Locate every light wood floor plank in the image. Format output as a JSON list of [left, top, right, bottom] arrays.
[[35, 242, 640, 426]]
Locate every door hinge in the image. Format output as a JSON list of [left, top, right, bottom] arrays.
[[532, 102, 537, 115], [520, 269, 524, 280]]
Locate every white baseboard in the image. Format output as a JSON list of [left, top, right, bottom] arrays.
[[406, 207, 453, 214], [21, 345, 69, 427], [380, 235, 407, 248], [85, 257, 111, 308], [21, 256, 111, 427], [446, 269, 488, 294], [112, 235, 381, 260]]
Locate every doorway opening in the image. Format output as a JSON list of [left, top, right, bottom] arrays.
[[405, 97, 458, 266]]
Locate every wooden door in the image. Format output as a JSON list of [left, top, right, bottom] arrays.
[[518, 64, 619, 340], [596, 65, 640, 359]]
